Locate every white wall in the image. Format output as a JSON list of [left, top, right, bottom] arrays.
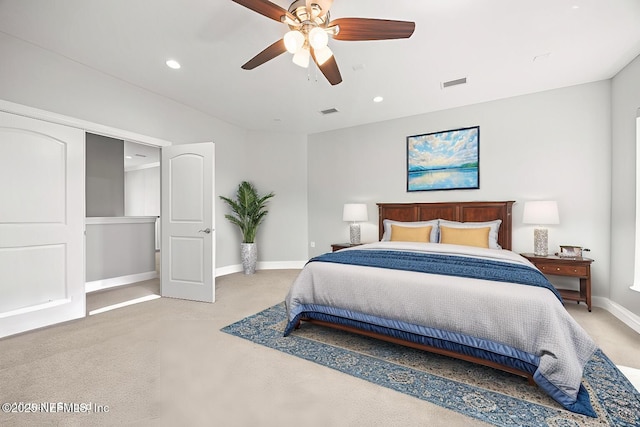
[[242, 130, 308, 265], [0, 32, 309, 269], [85, 219, 156, 282], [308, 82, 612, 300], [125, 166, 160, 217], [611, 53, 640, 315], [86, 133, 125, 217], [125, 165, 161, 250]]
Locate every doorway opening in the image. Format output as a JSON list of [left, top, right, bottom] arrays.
[[86, 137, 161, 314]]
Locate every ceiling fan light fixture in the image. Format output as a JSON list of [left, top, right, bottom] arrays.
[[284, 30, 305, 54], [314, 46, 333, 65], [292, 46, 310, 68], [308, 26, 329, 49], [232, 0, 416, 86]]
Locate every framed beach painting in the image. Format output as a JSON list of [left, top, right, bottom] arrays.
[[406, 126, 480, 192]]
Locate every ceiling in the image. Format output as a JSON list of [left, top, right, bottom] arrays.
[[1, 0, 640, 135]]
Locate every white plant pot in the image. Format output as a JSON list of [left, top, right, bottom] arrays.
[[241, 242, 257, 275]]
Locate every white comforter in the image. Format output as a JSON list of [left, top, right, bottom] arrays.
[[285, 241, 597, 411]]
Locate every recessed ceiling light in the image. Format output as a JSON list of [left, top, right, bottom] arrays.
[[373, 96, 384, 103], [166, 59, 181, 69]]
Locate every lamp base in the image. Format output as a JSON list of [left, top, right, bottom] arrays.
[[349, 223, 361, 245], [533, 228, 549, 256]]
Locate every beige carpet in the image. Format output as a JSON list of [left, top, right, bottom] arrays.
[[1, 270, 639, 427]]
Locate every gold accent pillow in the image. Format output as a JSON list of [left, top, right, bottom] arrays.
[[390, 225, 432, 242], [439, 226, 491, 248]]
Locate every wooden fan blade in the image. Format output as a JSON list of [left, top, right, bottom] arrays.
[[241, 39, 287, 70], [232, 0, 296, 23], [311, 48, 342, 85], [330, 18, 415, 41]]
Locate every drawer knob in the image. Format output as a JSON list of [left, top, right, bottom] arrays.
[[556, 267, 561, 271]]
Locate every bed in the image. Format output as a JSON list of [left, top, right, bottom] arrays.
[[284, 201, 597, 416]]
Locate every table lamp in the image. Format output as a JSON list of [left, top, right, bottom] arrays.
[[522, 201, 560, 256], [343, 203, 368, 244]]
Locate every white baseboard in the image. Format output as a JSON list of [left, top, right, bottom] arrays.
[[85, 262, 304, 285], [215, 265, 243, 277], [257, 260, 307, 270], [86, 271, 158, 293], [593, 296, 640, 335], [215, 260, 306, 277]]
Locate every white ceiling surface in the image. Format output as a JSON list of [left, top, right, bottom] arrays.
[[1, 1, 640, 135]]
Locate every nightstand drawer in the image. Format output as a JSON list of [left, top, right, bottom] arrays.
[[537, 264, 587, 277]]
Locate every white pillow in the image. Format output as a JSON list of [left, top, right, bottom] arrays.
[[382, 219, 439, 243], [437, 219, 502, 249]]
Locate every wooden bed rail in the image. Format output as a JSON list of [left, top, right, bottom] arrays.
[[298, 317, 535, 386]]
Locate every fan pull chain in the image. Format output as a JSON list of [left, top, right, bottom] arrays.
[[306, 65, 319, 83]]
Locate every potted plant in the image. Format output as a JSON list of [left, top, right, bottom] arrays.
[[220, 181, 275, 274]]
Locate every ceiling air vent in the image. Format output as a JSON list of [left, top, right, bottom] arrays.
[[320, 108, 339, 115], [441, 77, 467, 89]]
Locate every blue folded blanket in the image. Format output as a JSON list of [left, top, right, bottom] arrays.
[[309, 249, 562, 302]]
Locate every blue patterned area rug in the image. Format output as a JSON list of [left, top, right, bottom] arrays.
[[221, 303, 640, 427]]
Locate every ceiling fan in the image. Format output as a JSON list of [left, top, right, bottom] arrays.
[[231, 0, 416, 85]]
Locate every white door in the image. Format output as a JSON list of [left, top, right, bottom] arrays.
[[161, 142, 215, 302], [0, 111, 85, 338]]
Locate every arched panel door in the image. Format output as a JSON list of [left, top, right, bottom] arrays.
[[161, 142, 215, 302], [0, 111, 85, 338]]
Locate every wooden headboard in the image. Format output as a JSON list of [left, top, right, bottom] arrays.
[[377, 201, 515, 250]]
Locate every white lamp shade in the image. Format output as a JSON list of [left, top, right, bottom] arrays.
[[343, 204, 368, 222], [284, 30, 305, 54], [308, 27, 329, 49], [292, 47, 310, 68], [522, 201, 560, 225]]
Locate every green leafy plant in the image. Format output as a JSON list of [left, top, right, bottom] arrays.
[[219, 181, 275, 243]]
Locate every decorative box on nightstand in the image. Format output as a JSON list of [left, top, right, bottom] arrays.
[[520, 253, 594, 312], [331, 243, 363, 252]]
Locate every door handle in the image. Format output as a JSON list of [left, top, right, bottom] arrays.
[[198, 228, 212, 234]]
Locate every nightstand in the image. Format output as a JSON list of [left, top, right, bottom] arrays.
[[521, 253, 594, 312], [331, 243, 363, 252]]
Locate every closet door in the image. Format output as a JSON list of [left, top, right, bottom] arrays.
[[0, 111, 85, 338]]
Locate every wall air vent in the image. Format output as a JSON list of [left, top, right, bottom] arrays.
[[320, 108, 339, 115], [441, 77, 467, 89]]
